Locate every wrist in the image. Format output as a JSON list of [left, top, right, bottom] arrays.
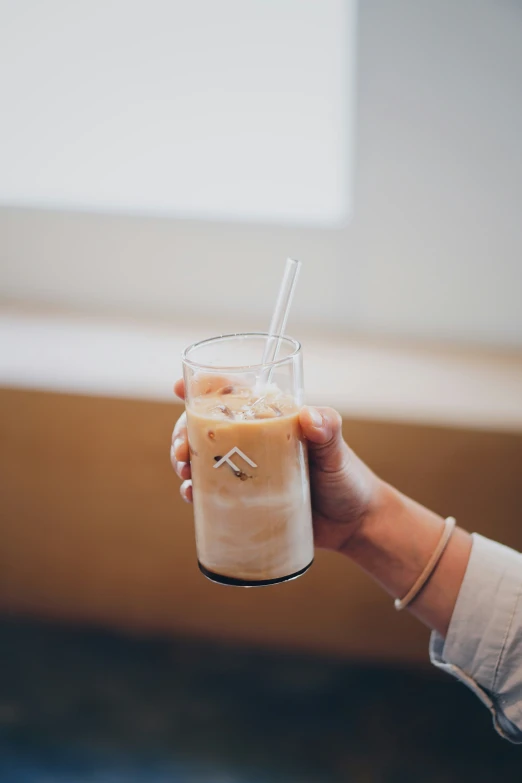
[[335, 478, 472, 636]]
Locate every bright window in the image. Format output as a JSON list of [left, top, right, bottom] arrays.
[[0, 0, 356, 225]]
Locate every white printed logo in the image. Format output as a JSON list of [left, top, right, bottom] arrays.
[[213, 447, 258, 472]]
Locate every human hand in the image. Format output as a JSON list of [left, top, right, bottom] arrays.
[[170, 379, 382, 553]]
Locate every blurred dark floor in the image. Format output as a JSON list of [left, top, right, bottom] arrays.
[[0, 619, 519, 782]]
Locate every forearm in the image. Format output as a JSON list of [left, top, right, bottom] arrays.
[[344, 481, 473, 637]]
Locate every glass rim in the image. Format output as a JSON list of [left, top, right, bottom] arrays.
[[182, 332, 301, 372]]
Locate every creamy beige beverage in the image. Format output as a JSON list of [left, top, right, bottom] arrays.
[[186, 382, 314, 584]]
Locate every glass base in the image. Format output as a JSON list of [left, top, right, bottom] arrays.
[[197, 559, 314, 587]]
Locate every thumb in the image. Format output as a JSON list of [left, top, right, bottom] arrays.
[[299, 406, 346, 473]]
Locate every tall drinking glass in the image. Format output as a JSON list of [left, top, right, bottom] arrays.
[[182, 333, 314, 586]]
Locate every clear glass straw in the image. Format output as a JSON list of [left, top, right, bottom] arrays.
[[258, 258, 301, 388]]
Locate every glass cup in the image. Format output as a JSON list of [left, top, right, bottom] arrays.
[[182, 333, 314, 586]]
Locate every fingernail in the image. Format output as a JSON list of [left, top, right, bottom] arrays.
[[178, 462, 190, 479], [307, 407, 323, 428], [173, 438, 183, 456], [170, 444, 176, 461]]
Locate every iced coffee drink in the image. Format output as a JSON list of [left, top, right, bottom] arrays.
[[182, 334, 314, 586]]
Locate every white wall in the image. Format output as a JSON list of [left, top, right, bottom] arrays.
[[351, 0, 522, 346], [1, 0, 522, 347]]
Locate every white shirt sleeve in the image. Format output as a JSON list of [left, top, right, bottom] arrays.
[[430, 533, 522, 743]]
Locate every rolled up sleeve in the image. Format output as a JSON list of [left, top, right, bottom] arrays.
[[430, 533, 522, 743]]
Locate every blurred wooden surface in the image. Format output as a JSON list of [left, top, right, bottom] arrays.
[[1, 387, 521, 663]]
